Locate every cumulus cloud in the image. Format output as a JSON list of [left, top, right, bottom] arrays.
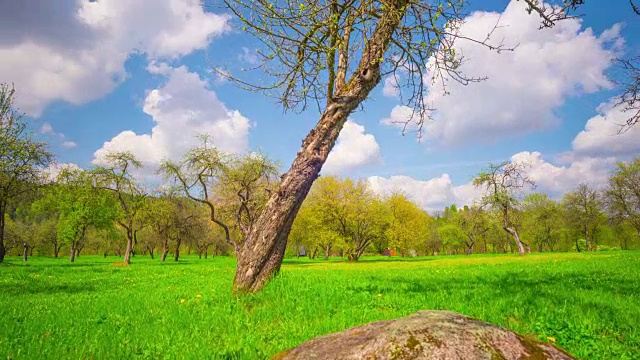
[[0, 0, 229, 116], [323, 121, 382, 175], [368, 151, 616, 212], [93, 65, 251, 171], [368, 174, 482, 213], [44, 162, 82, 181], [510, 151, 616, 196], [382, 0, 621, 146], [571, 100, 640, 156]]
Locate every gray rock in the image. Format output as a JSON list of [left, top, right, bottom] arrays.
[[273, 311, 576, 360]]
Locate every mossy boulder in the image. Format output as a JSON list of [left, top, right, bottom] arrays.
[[273, 311, 576, 360]]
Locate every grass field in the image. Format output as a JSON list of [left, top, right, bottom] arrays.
[[1, 252, 639, 360]]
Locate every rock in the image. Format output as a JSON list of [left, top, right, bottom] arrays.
[[273, 311, 576, 360]]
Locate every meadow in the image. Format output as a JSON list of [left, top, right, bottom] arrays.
[[1, 252, 639, 360]]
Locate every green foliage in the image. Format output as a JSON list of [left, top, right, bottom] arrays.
[[0, 83, 53, 260], [33, 168, 119, 260], [1, 252, 639, 359], [291, 176, 388, 260], [606, 157, 640, 235], [384, 193, 433, 256]]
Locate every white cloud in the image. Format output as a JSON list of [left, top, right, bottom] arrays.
[[62, 141, 78, 149], [93, 65, 251, 171], [44, 162, 82, 181], [323, 120, 382, 175], [39, 122, 77, 148], [0, 0, 230, 116], [510, 151, 615, 196], [368, 150, 615, 212], [382, 75, 400, 98], [40, 123, 54, 135], [382, 1, 621, 146], [572, 100, 640, 156], [367, 174, 482, 212]]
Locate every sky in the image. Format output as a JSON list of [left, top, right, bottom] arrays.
[[1, 0, 639, 212]]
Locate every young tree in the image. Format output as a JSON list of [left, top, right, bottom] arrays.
[[93, 152, 147, 264], [606, 158, 640, 238], [0, 84, 53, 262], [457, 205, 490, 255], [473, 161, 535, 255], [563, 183, 604, 252], [384, 193, 431, 256], [161, 138, 279, 266], [522, 193, 562, 252], [35, 168, 119, 262]]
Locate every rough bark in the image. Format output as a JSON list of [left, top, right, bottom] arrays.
[[174, 248, 180, 261], [504, 227, 526, 255], [231, 0, 409, 294], [22, 243, 28, 261], [70, 242, 76, 263], [0, 207, 6, 263], [584, 226, 591, 252], [123, 235, 133, 264], [324, 245, 330, 260]]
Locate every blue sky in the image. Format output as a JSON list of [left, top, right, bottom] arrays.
[[1, 0, 639, 211]]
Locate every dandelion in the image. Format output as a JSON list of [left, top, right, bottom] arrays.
[[377, 293, 382, 297], [180, 298, 186, 303], [196, 294, 202, 299], [547, 337, 556, 343]]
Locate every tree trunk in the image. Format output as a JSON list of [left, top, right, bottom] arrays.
[[174, 239, 181, 261], [230, 3, 408, 294], [161, 249, 168, 262], [23, 243, 28, 261], [324, 245, 330, 260], [0, 206, 6, 263], [503, 227, 525, 255], [584, 226, 590, 252], [149, 247, 154, 260], [70, 242, 76, 263], [123, 234, 133, 264], [29, 246, 34, 257]]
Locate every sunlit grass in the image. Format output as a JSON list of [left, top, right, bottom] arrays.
[[1, 252, 639, 359]]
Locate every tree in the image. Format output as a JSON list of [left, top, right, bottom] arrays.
[[606, 157, 640, 238], [93, 152, 147, 264], [161, 138, 279, 264], [211, 0, 521, 293], [473, 161, 535, 255], [385, 193, 431, 256], [205, 0, 639, 293], [457, 205, 490, 255], [522, 193, 562, 252], [35, 168, 119, 262], [563, 183, 604, 252], [0, 84, 53, 263]]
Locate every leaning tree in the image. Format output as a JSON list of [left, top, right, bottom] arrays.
[[473, 161, 535, 255], [203, 0, 637, 292]]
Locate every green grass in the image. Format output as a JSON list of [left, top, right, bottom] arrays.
[[1, 252, 639, 359]]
